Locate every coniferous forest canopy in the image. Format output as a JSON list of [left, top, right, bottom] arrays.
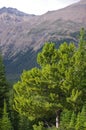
[[0, 29, 86, 130]]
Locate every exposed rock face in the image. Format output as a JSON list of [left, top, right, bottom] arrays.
[[0, 0, 86, 81]]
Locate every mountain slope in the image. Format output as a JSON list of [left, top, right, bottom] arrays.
[[0, 0, 86, 81], [41, 0, 86, 23]]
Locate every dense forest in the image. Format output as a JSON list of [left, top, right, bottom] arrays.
[[0, 29, 86, 130]]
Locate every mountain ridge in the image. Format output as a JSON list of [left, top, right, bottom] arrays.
[[0, 7, 30, 16]]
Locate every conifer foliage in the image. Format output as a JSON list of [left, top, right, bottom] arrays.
[[0, 54, 8, 117], [1, 100, 13, 130], [13, 29, 86, 129]]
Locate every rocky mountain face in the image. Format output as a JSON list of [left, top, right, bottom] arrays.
[[0, 0, 86, 81]]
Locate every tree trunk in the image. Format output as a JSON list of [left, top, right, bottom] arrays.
[[56, 115, 59, 128], [56, 109, 62, 128]]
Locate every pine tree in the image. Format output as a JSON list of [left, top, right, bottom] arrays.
[[13, 29, 86, 129], [0, 54, 8, 117], [18, 115, 31, 130], [60, 109, 72, 129], [65, 28, 86, 112], [13, 42, 76, 128], [1, 100, 13, 130], [69, 112, 76, 129], [75, 105, 86, 130], [75, 28, 86, 94]]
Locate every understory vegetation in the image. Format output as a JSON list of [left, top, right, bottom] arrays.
[[0, 29, 86, 130]]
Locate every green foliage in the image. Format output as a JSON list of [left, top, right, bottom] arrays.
[[33, 122, 45, 130], [13, 29, 86, 129], [8, 88, 20, 130], [58, 106, 86, 130], [69, 112, 76, 129], [0, 54, 8, 116], [75, 105, 86, 130], [13, 42, 77, 121], [18, 115, 32, 130], [37, 43, 58, 67], [33, 122, 57, 130], [47, 126, 57, 130], [60, 109, 72, 129], [1, 100, 13, 130]]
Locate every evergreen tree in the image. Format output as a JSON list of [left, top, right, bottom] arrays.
[[18, 115, 32, 130], [1, 100, 13, 130], [8, 88, 20, 130], [69, 112, 76, 129], [60, 109, 72, 129], [75, 105, 86, 130], [0, 54, 8, 117], [13, 42, 76, 127], [64, 28, 86, 113], [37, 43, 59, 67], [13, 29, 86, 129]]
